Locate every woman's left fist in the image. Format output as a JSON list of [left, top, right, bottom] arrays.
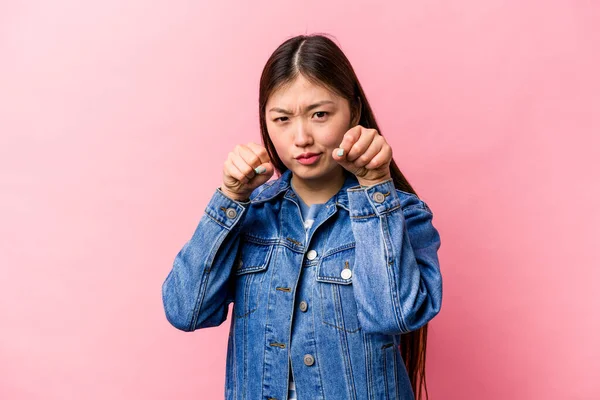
[[332, 125, 392, 186]]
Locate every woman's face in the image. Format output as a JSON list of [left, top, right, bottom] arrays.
[[265, 74, 355, 185]]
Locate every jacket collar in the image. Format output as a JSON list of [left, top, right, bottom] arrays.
[[250, 168, 360, 211]]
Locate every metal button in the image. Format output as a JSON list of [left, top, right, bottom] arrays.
[[299, 301, 308, 312], [341, 268, 352, 280], [225, 208, 237, 218], [306, 250, 317, 260], [303, 354, 315, 366], [373, 192, 385, 203]]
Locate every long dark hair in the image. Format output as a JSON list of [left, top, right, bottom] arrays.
[[258, 33, 431, 399]]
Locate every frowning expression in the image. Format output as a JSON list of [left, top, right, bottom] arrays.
[[265, 74, 355, 182]]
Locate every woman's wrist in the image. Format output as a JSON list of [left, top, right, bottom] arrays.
[[219, 187, 250, 202], [357, 175, 393, 188]]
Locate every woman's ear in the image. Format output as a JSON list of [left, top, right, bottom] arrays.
[[350, 96, 362, 126]]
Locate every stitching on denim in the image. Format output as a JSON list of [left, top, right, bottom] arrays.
[[309, 305, 327, 400], [321, 319, 363, 333], [244, 273, 254, 317], [234, 244, 274, 318], [191, 227, 229, 330], [336, 292, 358, 400], [260, 254, 277, 400], [251, 180, 286, 203], [393, 342, 399, 400], [384, 204, 403, 213], [204, 211, 231, 229], [242, 302, 248, 398], [350, 213, 377, 219], [241, 234, 278, 245], [381, 214, 407, 333], [402, 202, 432, 215], [322, 241, 356, 257], [319, 283, 361, 333], [250, 180, 277, 201], [382, 344, 390, 399], [234, 243, 272, 276], [362, 331, 374, 399], [232, 316, 238, 398], [316, 276, 353, 284], [286, 237, 303, 246]]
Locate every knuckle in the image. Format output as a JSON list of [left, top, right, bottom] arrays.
[[358, 154, 370, 164], [242, 165, 253, 176], [249, 154, 260, 166]]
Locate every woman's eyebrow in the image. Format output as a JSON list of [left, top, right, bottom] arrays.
[[269, 100, 335, 115]]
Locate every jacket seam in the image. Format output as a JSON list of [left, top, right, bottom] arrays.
[[189, 226, 229, 330], [204, 211, 234, 230], [339, 315, 357, 400], [381, 214, 407, 333]]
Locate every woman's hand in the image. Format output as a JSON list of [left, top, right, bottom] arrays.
[[221, 142, 274, 201], [332, 125, 392, 186]]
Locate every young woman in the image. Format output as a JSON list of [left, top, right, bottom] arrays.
[[162, 34, 443, 400]]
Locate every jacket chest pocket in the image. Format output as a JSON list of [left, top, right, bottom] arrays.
[[316, 245, 361, 333], [232, 240, 274, 318]]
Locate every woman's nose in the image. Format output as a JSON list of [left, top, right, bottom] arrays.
[[294, 120, 313, 146]]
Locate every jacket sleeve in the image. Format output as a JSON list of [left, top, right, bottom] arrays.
[[161, 187, 250, 332], [347, 179, 443, 335]]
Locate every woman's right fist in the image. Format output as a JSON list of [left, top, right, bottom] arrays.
[[220, 142, 274, 202]]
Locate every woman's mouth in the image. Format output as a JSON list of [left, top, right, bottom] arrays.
[[296, 153, 322, 165]]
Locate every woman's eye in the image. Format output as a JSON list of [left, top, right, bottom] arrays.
[[313, 111, 328, 120]]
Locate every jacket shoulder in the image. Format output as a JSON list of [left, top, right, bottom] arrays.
[[395, 189, 433, 214]]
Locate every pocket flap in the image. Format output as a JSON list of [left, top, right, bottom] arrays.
[[316, 245, 355, 284], [234, 240, 273, 275]]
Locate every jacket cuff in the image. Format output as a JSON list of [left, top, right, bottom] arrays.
[[204, 188, 250, 229], [347, 178, 401, 217]]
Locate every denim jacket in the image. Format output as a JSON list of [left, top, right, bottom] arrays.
[[162, 168, 443, 400]]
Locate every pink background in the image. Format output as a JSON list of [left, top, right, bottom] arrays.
[[1, 1, 599, 399]]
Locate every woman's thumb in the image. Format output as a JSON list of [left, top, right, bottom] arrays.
[[252, 162, 274, 185]]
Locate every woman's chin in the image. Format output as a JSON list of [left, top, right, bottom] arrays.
[[290, 163, 342, 182]]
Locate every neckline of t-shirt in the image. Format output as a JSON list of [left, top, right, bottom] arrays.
[[290, 181, 327, 209]]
